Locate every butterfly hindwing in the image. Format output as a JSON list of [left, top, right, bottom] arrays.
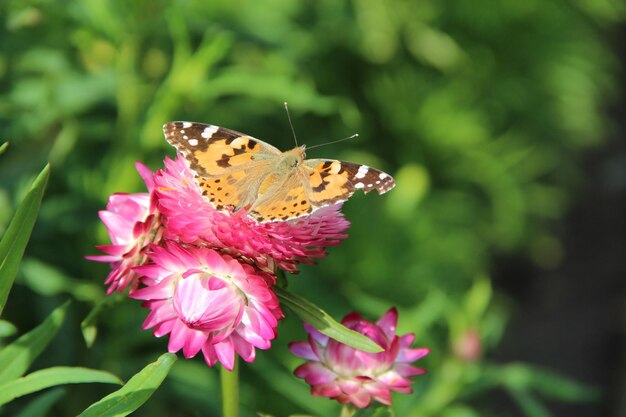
[[248, 174, 314, 222]]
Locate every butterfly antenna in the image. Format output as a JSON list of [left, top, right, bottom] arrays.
[[307, 133, 359, 150], [284, 102, 299, 147]]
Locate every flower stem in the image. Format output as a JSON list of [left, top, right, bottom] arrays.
[[220, 357, 239, 417], [340, 404, 356, 417]]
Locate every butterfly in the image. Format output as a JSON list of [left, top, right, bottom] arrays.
[[163, 121, 395, 223]]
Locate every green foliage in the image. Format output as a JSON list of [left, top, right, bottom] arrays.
[[0, 164, 49, 315], [14, 388, 65, 417], [0, 301, 69, 384], [1, 0, 622, 416], [276, 287, 382, 353], [77, 353, 177, 417], [0, 367, 122, 406]]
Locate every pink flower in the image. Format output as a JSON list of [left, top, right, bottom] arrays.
[[289, 308, 429, 408], [453, 328, 481, 361], [87, 163, 162, 293], [154, 156, 350, 272], [130, 242, 283, 370]]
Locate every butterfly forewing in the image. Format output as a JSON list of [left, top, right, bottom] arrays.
[[303, 159, 395, 205], [163, 122, 280, 176], [164, 121, 283, 211]]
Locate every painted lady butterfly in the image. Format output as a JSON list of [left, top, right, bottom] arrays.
[[163, 121, 395, 223]]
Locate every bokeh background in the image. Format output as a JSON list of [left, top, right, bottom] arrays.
[[1, 1, 625, 416]]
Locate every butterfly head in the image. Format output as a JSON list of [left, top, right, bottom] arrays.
[[282, 145, 307, 168]]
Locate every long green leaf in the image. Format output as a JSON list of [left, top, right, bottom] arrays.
[[0, 301, 70, 384], [0, 164, 50, 316], [77, 353, 177, 417], [275, 287, 382, 353], [0, 366, 122, 406]]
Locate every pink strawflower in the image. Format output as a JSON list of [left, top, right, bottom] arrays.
[[154, 155, 350, 272], [289, 308, 429, 408], [130, 242, 283, 370], [87, 163, 162, 293]]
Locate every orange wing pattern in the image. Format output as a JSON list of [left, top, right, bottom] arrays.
[[163, 122, 395, 223]]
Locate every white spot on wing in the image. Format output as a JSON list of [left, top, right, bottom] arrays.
[[355, 165, 369, 179], [379, 172, 389, 179], [355, 183, 365, 189], [188, 139, 199, 146], [182, 122, 192, 128], [202, 125, 219, 139]]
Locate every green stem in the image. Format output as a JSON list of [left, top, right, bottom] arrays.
[[340, 404, 356, 417], [220, 357, 239, 417]]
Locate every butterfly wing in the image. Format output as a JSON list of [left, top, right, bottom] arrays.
[[163, 121, 282, 212], [303, 159, 395, 206]]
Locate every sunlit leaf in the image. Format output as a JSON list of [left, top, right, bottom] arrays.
[[275, 287, 382, 353], [0, 301, 70, 384], [0, 367, 121, 406], [0, 164, 50, 316], [77, 353, 177, 417]]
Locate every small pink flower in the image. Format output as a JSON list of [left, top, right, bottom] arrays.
[[87, 163, 162, 293], [131, 242, 283, 370], [289, 308, 429, 408], [453, 328, 481, 361], [154, 156, 350, 272]]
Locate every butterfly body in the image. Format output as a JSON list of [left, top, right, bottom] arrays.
[[163, 121, 395, 223]]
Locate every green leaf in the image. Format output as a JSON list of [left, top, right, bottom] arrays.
[[0, 366, 122, 406], [14, 388, 65, 417], [0, 301, 70, 384], [0, 164, 50, 316], [275, 287, 382, 353], [77, 353, 177, 417], [0, 142, 7, 155], [0, 319, 17, 338], [20, 257, 101, 302]]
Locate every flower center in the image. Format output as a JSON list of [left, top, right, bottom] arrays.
[[172, 271, 245, 334]]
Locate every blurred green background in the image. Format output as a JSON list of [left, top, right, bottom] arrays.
[[1, 0, 624, 416]]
